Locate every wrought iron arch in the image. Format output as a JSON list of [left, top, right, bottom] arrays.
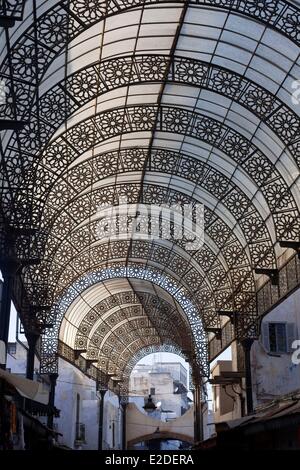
[[122, 344, 188, 382], [7, 104, 297, 249], [1, 0, 300, 392], [3, 53, 300, 198], [34, 156, 277, 269], [2, 0, 300, 129], [24, 217, 253, 327], [38, 145, 297, 234], [41, 264, 209, 376], [74, 291, 193, 355]]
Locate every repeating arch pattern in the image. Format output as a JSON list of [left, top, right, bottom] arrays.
[[3, 54, 300, 187], [2, 0, 300, 108], [1, 0, 300, 386], [41, 265, 209, 377], [74, 291, 193, 356], [23, 187, 257, 334], [7, 104, 298, 246]]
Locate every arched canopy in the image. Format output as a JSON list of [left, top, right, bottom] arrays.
[[1, 0, 300, 387], [59, 279, 195, 383], [44, 266, 209, 379]]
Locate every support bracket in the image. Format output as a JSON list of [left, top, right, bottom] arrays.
[[206, 327, 222, 340], [254, 268, 279, 286], [217, 310, 237, 325], [74, 349, 87, 360], [0, 119, 27, 131], [279, 241, 300, 259]]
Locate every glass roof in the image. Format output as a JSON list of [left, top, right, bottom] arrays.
[[1, 0, 300, 387]]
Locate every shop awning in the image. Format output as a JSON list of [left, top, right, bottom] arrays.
[[0, 368, 49, 405]]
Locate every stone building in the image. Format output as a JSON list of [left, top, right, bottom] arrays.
[[130, 362, 189, 418]]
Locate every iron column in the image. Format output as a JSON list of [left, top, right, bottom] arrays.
[[193, 382, 203, 442], [98, 389, 106, 450], [26, 332, 39, 380], [121, 400, 127, 450], [0, 260, 19, 369], [47, 373, 58, 429], [241, 338, 254, 414]]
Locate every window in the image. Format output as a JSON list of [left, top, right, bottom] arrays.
[[7, 343, 16, 355], [269, 323, 287, 353], [261, 322, 296, 354], [150, 387, 155, 395]]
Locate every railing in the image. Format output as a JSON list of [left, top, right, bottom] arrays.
[[209, 252, 300, 362], [58, 254, 300, 364], [58, 341, 106, 383], [209, 321, 234, 362], [257, 254, 300, 316]]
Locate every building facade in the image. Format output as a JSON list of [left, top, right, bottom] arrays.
[[6, 342, 123, 450], [130, 362, 190, 419], [211, 288, 300, 427]]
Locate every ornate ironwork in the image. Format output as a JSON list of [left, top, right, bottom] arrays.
[[40, 265, 209, 376], [0, 1, 25, 19], [1, 0, 300, 386]]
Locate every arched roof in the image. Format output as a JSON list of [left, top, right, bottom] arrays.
[[1, 0, 300, 387]]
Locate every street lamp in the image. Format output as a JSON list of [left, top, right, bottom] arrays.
[[143, 394, 157, 413]]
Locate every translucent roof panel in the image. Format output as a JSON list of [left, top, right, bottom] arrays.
[[1, 0, 300, 378]]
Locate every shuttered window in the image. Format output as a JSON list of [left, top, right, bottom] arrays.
[[261, 322, 296, 354], [269, 323, 286, 353]]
